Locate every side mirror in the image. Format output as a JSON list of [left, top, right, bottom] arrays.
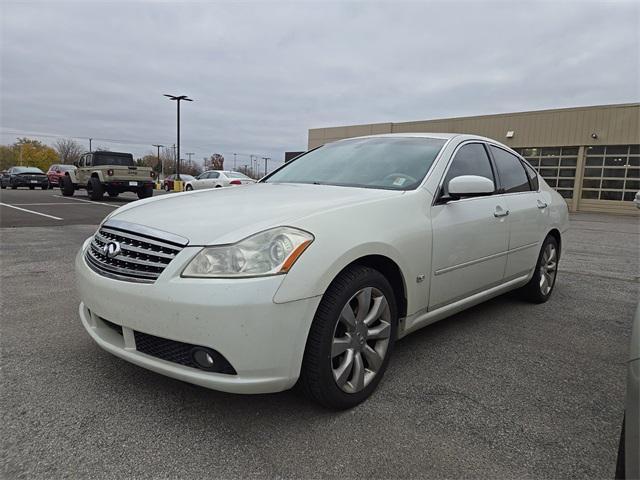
[[447, 175, 495, 199]]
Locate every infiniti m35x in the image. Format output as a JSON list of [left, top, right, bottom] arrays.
[[76, 134, 568, 409]]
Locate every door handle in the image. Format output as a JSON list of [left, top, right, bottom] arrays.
[[494, 208, 509, 218], [537, 200, 548, 209]]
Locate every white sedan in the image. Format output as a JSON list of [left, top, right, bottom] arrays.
[[184, 170, 255, 190], [76, 133, 568, 409]]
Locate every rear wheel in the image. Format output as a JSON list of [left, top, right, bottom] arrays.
[[107, 191, 119, 198], [185, 184, 193, 191], [299, 265, 397, 409], [87, 177, 104, 201], [29, 186, 35, 190], [519, 235, 559, 303], [137, 184, 153, 199], [164, 184, 170, 192], [61, 176, 75, 196]]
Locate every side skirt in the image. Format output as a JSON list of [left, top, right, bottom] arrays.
[[398, 274, 529, 338]]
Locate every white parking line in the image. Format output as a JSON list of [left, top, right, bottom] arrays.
[[12, 203, 93, 206], [0, 202, 63, 220], [51, 195, 121, 208]]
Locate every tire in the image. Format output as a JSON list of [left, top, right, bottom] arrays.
[[215, 185, 222, 188], [107, 191, 119, 198], [87, 177, 104, 201], [40, 185, 47, 190], [164, 184, 170, 192], [137, 184, 153, 199], [29, 186, 35, 190], [185, 184, 193, 191], [1, 184, 5, 189], [11, 186, 17, 190], [519, 234, 559, 303], [61, 176, 75, 196], [299, 265, 397, 409]]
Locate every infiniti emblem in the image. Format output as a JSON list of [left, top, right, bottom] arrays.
[[102, 241, 122, 259]]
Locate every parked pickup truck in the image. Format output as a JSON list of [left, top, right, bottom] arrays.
[[61, 151, 155, 200]]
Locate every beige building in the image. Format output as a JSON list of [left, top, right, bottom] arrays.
[[308, 103, 640, 214]]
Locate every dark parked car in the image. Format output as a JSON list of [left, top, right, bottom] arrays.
[[162, 174, 195, 191], [0, 166, 49, 190], [46, 164, 76, 188]]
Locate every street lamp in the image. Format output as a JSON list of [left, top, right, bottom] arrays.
[[164, 94, 193, 180]]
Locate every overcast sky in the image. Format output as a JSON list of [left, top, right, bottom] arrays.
[[1, 0, 638, 169]]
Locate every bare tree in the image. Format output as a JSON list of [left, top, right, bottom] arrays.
[[54, 138, 84, 164]]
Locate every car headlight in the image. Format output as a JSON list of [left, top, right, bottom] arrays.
[[182, 227, 314, 278]]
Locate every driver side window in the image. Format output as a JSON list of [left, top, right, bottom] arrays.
[[442, 143, 495, 197]]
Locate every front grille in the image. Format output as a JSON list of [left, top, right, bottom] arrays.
[[133, 330, 236, 375], [85, 219, 188, 283], [101, 317, 123, 335]]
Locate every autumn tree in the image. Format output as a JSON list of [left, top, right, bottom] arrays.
[[205, 153, 224, 170], [54, 138, 84, 164], [0, 138, 58, 171]]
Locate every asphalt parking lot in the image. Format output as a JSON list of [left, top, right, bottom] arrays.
[[0, 188, 171, 228], [1, 188, 638, 479]]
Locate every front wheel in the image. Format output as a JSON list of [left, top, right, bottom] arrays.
[[185, 184, 193, 191], [519, 235, 559, 303], [299, 265, 397, 409]]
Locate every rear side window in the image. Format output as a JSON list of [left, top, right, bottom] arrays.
[[490, 146, 530, 193], [442, 143, 495, 196]]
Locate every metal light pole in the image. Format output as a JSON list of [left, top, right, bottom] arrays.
[[262, 157, 270, 177], [186, 152, 194, 166], [89, 138, 93, 152], [152, 144, 164, 182], [164, 94, 193, 180], [233, 153, 237, 170]]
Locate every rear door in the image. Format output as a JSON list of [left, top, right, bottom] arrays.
[[429, 142, 510, 310], [489, 145, 547, 279]]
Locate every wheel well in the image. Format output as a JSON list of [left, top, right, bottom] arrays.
[[346, 255, 407, 319], [91, 172, 100, 179], [548, 229, 561, 258]]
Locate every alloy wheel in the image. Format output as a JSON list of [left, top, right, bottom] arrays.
[[331, 287, 391, 393], [539, 243, 557, 295]]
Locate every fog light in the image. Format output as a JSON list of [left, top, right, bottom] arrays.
[[191, 348, 216, 370]]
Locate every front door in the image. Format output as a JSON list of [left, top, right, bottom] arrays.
[[429, 142, 510, 310]]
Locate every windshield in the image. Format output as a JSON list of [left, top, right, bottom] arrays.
[[264, 137, 447, 190], [14, 167, 44, 174], [93, 153, 134, 166]]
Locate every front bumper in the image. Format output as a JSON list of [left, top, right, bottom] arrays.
[[76, 243, 321, 394]]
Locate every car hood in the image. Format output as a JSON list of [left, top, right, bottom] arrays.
[[107, 183, 402, 245]]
